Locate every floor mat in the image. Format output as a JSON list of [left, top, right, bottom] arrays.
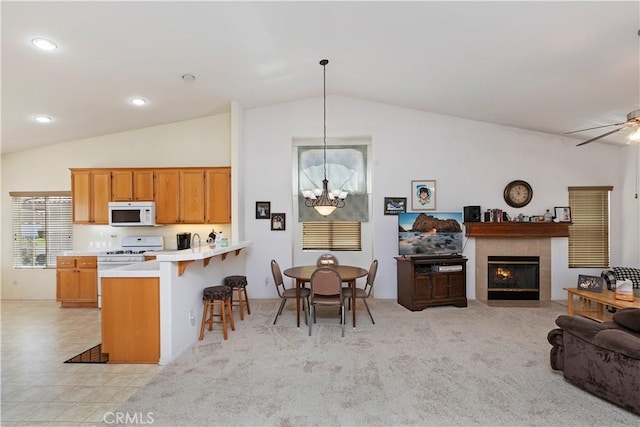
[[64, 343, 108, 364]]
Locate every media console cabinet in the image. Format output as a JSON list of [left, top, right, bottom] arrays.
[[395, 256, 468, 311]]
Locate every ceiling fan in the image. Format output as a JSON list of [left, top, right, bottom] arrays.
[[565, 109, 640, 146]]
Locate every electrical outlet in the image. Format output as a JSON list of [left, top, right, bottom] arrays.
[[188, 310, 195, 325], [265, 276, 269, 287]]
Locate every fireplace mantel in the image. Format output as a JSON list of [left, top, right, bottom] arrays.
[[464, 222, 570, 238]]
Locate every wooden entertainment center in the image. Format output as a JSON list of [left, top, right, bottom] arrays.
[[395, 256, 468, 311]]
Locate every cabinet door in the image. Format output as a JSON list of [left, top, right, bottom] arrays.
[[154, 170, 180, 224], [431, 275, 450, 300], [92, 171, 111, 224], [448, 273, 466, 299], [56, 268, 77, 301], [413, 275, 432, 299], [179, 170, 205, 223], [76, 268, 98, 302], [205, 168, 231, 224], [112, 170, 134, 201], [71, 171, 91, 223], [133, 170, 154, 201]]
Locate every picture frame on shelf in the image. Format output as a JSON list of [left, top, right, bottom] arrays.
[[411, 180, 436, 211], [255, 201, 271, 219], [384, 197, 407, 215], [577, 274, 604, 293], [270, 213, 286, 231], [554, 206, 571, 222]]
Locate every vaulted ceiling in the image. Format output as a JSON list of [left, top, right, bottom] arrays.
[[2, 1, 639, 154]]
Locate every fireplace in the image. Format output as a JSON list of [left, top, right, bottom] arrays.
[[487, 256, 540, 300]]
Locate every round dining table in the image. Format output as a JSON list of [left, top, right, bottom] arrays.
[[283, 265, 369, 328]]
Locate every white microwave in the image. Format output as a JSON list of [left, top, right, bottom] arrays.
[[108, 201, 156, 227]]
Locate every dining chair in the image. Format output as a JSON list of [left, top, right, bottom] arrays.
[[309, 267, 345, 337], [316, 253, 339, 266], [271, 259, 310, 325], [343, 259, 378, 324]]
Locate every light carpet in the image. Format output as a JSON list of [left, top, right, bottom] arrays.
[[114, 299, 639, 426]]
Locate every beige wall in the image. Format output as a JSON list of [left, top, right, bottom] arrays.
[[1, 114, 231, 299]]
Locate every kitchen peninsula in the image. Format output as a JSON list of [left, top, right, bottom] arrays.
[[100, 241, 251, 364]]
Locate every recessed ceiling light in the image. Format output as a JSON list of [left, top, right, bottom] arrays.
[[130, 98, 148, 106], [182, 74, 196, 82], [31, 38, 57, 51], [33, 115, 52, 123]]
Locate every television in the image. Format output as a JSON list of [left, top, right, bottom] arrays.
[[398, 212, 464, 257]]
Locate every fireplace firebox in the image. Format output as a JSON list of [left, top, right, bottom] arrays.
[[487, 256, 540, 300]]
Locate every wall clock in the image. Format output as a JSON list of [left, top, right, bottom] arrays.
[[503, 180, 533, 208]]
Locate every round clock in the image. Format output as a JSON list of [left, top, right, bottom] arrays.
[[503, 180, 533, 208]]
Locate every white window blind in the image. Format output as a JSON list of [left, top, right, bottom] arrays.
[[302, 222, 361, 251], [568, 186, 612, 268], [11, 192, 73, 268]]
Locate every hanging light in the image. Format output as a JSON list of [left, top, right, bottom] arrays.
[[303, 59, 347, 216]]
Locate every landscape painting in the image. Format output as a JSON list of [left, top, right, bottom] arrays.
[[398, 212, 463, 257]]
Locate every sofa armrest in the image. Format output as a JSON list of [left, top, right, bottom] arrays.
[[592, 329, 640, 360], [555, 315, 611, 341]]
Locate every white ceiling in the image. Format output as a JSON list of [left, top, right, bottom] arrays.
[[2, 1, 639, 155]]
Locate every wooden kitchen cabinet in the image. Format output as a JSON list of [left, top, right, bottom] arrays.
[[101, 277, 160, 363], [56, 256, 98, 308], [155, 168, 230, 224], [179, 169, 205, 223], [71, 170, 111, 224], [396, 256, 467, 311], [112, 169, 154, 201], [154, 169, 180, 224], [205, 168, 231, 224]]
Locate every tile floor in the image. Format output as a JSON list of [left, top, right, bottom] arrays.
[[1, 300, 163, 426]]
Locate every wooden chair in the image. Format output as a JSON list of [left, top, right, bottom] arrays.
[[309, 267, 345, 337], [199, 285, 235, 340]]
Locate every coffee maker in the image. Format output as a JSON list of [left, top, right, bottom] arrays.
[[176, 232, 191, 250]]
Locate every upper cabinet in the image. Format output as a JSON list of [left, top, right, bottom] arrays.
[[112, 170, 154, 201], [205, 168, 231, 224], [71, 167, 230, 225], [71, 169, 111, 224]]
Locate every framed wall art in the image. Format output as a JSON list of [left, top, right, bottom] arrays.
[[555, 206, 571, 222], [411, 180, 436, 211], [271, 213, 286, 231], [256, 201, 271, 219], [384, 197, 407, 215]]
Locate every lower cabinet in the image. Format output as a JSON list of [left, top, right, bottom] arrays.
[[396, 256, 468, 311], [101, 277, 160, 364], [56, 256, 98, 308]]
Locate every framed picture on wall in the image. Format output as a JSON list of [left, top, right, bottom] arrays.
[[271, 213, 285, 231], [411, 180, 436, 211], [256, 201, 271, 219], [384, 197, 407, 215]]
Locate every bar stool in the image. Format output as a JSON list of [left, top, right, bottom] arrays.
[[224, 275, 251, 320], [199, 285, 235, 340]]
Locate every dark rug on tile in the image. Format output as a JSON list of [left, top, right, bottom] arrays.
[[64, 343, 108, 363]]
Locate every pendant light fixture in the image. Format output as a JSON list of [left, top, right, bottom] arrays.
[[303, 59, 347, 216]]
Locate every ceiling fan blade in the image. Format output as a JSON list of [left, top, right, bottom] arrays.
[[564, 121, 627, 135], [576, 126, 627, 146]]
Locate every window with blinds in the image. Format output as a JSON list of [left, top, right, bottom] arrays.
[[568, 186, 612, 268], [302, 222, 361, 251], [11, 192, 73, 269]]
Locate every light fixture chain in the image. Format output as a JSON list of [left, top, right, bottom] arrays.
[[323, 60, 327, 180]]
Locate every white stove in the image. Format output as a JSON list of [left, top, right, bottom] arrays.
[[97, 236, 164, 307]]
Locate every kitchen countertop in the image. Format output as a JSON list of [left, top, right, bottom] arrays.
[[99, 260, 160, 278], [151, 241, 251, 262]]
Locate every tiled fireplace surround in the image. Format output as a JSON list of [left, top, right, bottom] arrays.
[[475, 238, 551, 301]]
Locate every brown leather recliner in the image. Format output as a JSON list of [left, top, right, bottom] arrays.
[[547, 308, 640, 415]]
